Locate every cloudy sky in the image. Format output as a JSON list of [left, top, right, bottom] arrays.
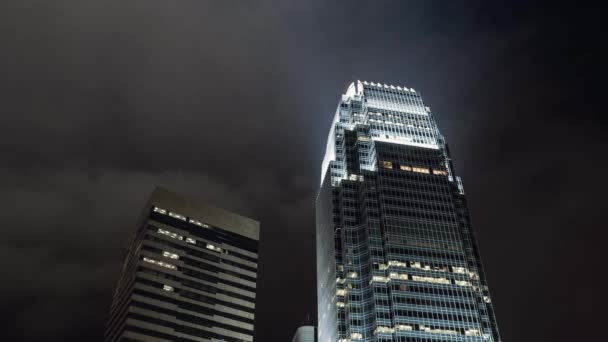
[[0, 1, 604, 341]]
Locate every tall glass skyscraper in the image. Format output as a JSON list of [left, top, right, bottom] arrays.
[[105, 187, 259, 342], [316, 81, 500, 342]]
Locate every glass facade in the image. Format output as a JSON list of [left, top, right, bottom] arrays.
[[316, 81, 500, 342], [104, 187, 259, 342]]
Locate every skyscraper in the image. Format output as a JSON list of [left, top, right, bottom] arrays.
[[105, 187, 259, 342], [316, 81, 500, 342]]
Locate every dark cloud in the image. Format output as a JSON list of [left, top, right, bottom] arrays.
[[1, 1, 605, 341]]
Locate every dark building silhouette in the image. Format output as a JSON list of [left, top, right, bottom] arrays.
[[105, 187, 259, 342], [316, 81, 500, 342]]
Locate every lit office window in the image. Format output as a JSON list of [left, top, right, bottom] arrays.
[[189, 218, 204, 227], [419, 325, 459, 335], [372, 276, 389, 283], [157, 228, 183, 241], [168, 212, 187, 221], [388, 260, 407, 267], [412, 275, 450, 285], [206, 244, 223, 253], [396, 325, 413, 331], [452, 266, 467, 274], [375, 326, 394, 334], [143, 257, 176, 270], [455, 280, 472, 287], [162, 251, 179, 260], [153, 206, 167, 214], [380, 161, 393, 169], [466, 329, 481, 336], [412, 166, 430, 174], [388, 272, 408, 280]]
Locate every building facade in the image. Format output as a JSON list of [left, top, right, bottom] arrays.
[[105, 187, 259, 342], [316, 81, 500, 342], [292, 326, 318, 342]]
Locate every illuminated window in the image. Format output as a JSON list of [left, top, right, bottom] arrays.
[[380, 161, 393, 169], [483, 296, 491, 303], [153, 206, 167, 214], [206, 244, 223, 253], [185, 237, 196, 245], [396, 325, 413, 331], [351, 333, 362, 340], [432, 169, 448, 175], [143, 257, 176, 270], [372, 276, 389, 283], [336, 301, 345, 308], [452, 266, 467, 274], [466, 329, 481, 336], [455, 280, 472, 287], [336, 289, 346, 296], [375, 326, 394, 334], [412, 166, 430, 174], [347, 271, 358, 278], [163, 285, 174, 292], [162, 251, 179, 260], [399, 164, 412, 171], [412, 275, 450, 285], [189, 218, 205, 227], [419, 325, 459, 335], [157, 228, 183, 241], [388, 260, 407, 267], [389, 272, 408, 280], [168, 212, 187, 221]]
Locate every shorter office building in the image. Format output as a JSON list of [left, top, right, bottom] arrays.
[[104, 187, 260, 342]]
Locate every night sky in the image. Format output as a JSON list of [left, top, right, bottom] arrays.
[[1, 1, 605, 341]]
